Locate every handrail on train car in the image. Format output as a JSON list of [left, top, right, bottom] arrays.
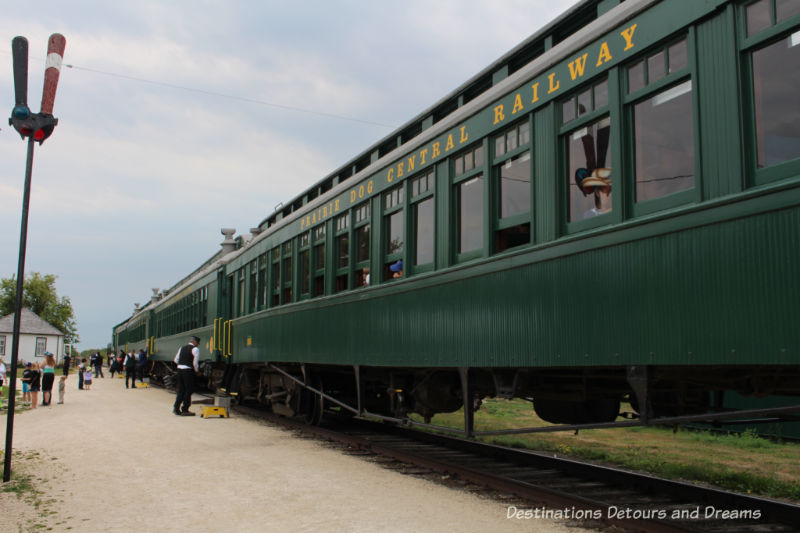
[[226, 320, 232, 357]]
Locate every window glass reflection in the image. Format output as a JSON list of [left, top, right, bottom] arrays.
[[753, 33, 800, 167], [415, 198, 434, 265], [458, 176, 484, 253], [356, 226, 370, 262], [498, 152, 531, 218], [634, 80, 695, 202], [567, 118, 612, 221], [386, 211, 403, 255], [747, 0, 771, 36], [777, 0, 800, 22]]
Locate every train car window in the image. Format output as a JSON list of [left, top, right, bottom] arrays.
[[750, 32, 800, 168], [411, 170, 435, 270], [258, 253, 267, 309], [249, 259, 258, 313], [313, 224, 325, 297], [237, 269, 245, 317], [456, 176, 484, 254], [493, 120, 532, 253], [383, 185, 405, 281], [335, 213, 350, 292], [282, 240, 293, 304], [353, 201, 371, 288], [298, 231, 311, 299], [632, 80, 695, 202], [740, 1, 800, 184], [566, 117, 612, 222]]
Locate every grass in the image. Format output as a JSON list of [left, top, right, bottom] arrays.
[[412, 398, 800, 501]]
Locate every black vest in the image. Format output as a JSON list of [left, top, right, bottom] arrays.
[[178, 344, 194, 367]]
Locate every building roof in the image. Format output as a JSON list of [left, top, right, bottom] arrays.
[[0, 307, 64, 336]]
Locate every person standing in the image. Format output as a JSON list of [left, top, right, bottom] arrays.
[[21, 362, 32, 404], [124, 351, 137, 389], [29, 362, 41, 409], [0, 358, 6, 410], [173, 336, 200, 416], [57, 375, 67, 404], [94, 351, 104, 378], [77, 358, 86, 389], [62, 351, 71, 376], [41, 352, 57, 406], [137, 348, 148, 384]]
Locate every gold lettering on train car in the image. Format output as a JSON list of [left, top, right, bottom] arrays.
[[350, 189, 357, 201], [334, 199, 340, 211], [432, 142, 441, 159], [407, 154, 416, 173], [547, 72, 560, 94], [397, 161, 405, 178], [323, 205, 328, 218], [358, 184, 365, 198], [387, 168, 394, 183], [493, 104, 505, 125], [367, 180, 373, 194], [620, 24, 637, 51], [568, 53, 588, 80], [531, 82, 540, 103], [460, 125, 469, 143], [420, 148, 429, 165], [445, 133, 454, 151], [312, 211, 317, 223], [512, 93, 524, 114], [596, 41, 613, 66]]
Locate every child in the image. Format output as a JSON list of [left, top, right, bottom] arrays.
[[84, 367, 93, 390], [22, 362, 32, 404], [57, 375, 67, 404], [78, 358, 86, 389]]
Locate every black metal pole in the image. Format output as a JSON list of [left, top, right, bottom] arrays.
[[3, 135, 36, 483]]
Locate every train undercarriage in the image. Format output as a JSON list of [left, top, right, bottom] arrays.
[[148, 360, 800, 434]]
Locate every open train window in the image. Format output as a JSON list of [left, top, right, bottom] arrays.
[[353, 202, 371, 287], [741, 0, 800, 184], [383, 185, 405, 281], [625, 36, 698, 215], [493, 120, 532, 253], [560, 74, 615, 233]]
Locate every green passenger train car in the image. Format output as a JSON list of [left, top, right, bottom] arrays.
[[114, 0, 800, 432]]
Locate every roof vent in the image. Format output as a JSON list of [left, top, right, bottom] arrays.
[[221, 228, 237, 255], [151, 288, 160, 304]]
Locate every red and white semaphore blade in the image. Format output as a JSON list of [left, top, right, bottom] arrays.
[[40, 33, 66, 115]]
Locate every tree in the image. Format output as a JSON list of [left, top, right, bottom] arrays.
[[0, 272, 79, 344]]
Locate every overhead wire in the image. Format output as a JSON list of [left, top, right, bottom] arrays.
[[0, 49, 396, 129]]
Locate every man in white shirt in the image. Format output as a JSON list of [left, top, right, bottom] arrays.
[[173, 336, 200, 416]]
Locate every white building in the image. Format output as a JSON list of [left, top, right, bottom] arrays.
[[0, 308, 65, 365]]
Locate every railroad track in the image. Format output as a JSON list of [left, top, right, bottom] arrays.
[[232, 403, 800, 533]]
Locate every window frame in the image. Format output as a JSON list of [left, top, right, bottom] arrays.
[[382, 184, 406, 282], [452, 140, 489, 263], [334, 212, 351, 292], [623, 32, 701, 217], [560, 82, 617, 233], [353, 201, 371, 287], [492, 117, 533, 253], [739, 1, 800, 185], [35, 336, 47, 356], [312, 224, 326, 297], [410, 169, 436, 273]]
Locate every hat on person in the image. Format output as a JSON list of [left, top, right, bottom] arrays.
[[25, 362, 32, 367], [389, 260, 403, 272], [44, 351, 53, 356], [191, 335, 200, 344]]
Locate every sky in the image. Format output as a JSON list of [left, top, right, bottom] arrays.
[[1, 0, 577, 350]]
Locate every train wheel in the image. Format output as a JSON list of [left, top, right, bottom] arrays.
[[299, 376, 325, 426]]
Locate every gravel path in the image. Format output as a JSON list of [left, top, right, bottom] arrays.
[[1, 373, 588, 532]]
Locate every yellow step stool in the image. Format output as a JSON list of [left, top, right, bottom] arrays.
[[201, 406, 229, 418], [135, 382, 149, 389]]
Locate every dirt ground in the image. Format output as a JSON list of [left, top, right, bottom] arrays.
[[0, 373, 590, 533]]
